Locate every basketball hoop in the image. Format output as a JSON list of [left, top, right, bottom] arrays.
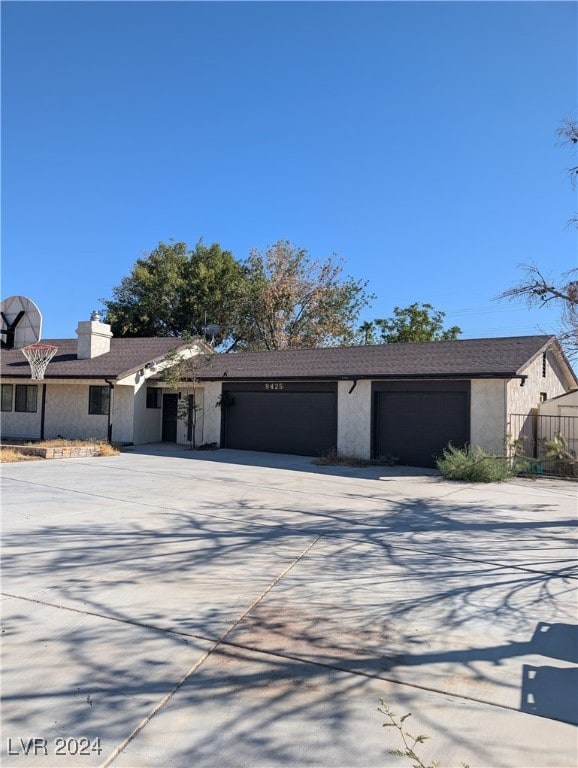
[[21, 344, 58, 380]]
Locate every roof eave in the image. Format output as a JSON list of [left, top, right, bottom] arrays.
[[196, 372, 524, 383]]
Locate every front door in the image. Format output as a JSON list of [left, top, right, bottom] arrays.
[[162, 393, 178, 442]]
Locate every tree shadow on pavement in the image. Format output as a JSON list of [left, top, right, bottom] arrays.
[[1, 476, 577, 767]]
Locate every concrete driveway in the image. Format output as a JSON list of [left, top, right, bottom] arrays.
[[1, 446, 576, 768]]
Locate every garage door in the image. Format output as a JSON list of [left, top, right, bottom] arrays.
[[221, 382, 337, 456], [373, 382, 470, 468]]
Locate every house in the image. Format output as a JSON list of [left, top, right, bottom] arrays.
[[1, 314, 576, 466], [0, 314, 211, 445]]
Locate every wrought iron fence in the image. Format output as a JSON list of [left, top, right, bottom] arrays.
[[509, 412, 578, 478]]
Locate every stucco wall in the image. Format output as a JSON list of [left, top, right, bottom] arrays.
[[131, 383, 162, 444], [538, 389, 578, 416], [201, 382, 223, 445], [470, 379, 506, 454], [0, 380, 42, 439], [507, 349, 568, 416], [174, 387, 205, 445], [113, 385, 136, 443], [337, 380, 371, 459], [172, 382, 223, 446], [43, 384, 109, 440]]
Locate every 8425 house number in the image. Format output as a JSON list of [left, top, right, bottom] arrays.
[[264, 383, 284, 390]]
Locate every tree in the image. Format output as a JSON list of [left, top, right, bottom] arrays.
[[233, 241, 374, 350], [557, 116, 578, 220], [361, 302, 462, 344], [102, 240, 248, 345], [498, 118, 578, 355], [499, 263, 578, 354], [161, 342, 214, 449]]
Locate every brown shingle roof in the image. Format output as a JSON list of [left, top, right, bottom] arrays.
[[0, 338, 194, 379], [2, 334, 574, 385], [196, 335, 567, 381]]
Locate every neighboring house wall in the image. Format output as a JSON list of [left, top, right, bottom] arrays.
[[537, 389, 578, 460], [337, 380, 371, 459], [507, 349, 568, 416], [44, 383, 109, 440], [470, 379, 506, 454], [538, 389, 578, 416]]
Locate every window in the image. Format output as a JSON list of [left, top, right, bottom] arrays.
[[89, 385, 110, 415], [146, 387, 161, 408], [539, 392, 547, 403], [1, 384, 13, 412], [15, 385, 37, 413], [542, 353, 547, 378]]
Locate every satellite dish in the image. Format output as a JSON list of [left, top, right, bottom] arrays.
[[202, 323, 221, 345], [0, 295, 43, 349]]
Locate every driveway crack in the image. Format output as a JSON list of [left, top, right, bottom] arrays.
[[98, 534, 322, 768]]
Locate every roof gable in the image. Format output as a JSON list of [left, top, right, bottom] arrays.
[[0, 337, 211, 379]]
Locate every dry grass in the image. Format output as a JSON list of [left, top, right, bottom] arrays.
[[0, 448, 42, 462], [0, 440, 120, 462], [313, 448, 398, 467]]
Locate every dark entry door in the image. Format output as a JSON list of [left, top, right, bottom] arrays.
[[374, 382, 470, 467], [221, 382, 337, 456], [162, 393, 178, 442]]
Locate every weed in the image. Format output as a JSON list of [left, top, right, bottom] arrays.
[[436, 444, 513, 483], [378, 700, 469, 768], [313, 448, 397, 467]]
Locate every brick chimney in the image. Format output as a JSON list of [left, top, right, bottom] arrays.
[[76, 310, 112, 359]]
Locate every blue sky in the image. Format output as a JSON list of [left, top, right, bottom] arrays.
[[2, 1, 576, 349]]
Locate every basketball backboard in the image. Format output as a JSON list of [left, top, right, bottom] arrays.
[[0, 295, 43, 349]]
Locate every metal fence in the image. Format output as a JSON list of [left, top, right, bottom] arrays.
[[509, 412, 578, 478]]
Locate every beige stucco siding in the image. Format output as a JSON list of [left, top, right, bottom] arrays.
[[131, 382, 161, 444], [172, 383, 223, 446], [470, 379, 506, 454], [538, 389, 578, 416], [113, 385, 136, 443], [337, 380, 371, 459], [173, 387, 205, 445], [0, 380, 42, 439], [43, 384, 109, 440], [201, 382, 222, 445], [507, 349, 567, 416]]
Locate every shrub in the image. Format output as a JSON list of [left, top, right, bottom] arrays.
[[436, 444, 514, 483]]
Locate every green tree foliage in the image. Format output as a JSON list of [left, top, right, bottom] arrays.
[[361, 302, 461, 344], [104, 239, 373, 350], [102, 241, 248, 344], [234, 241, 374, 350]]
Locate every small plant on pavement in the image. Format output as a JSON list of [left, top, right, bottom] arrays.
[[435, 444, 513, 482], [378, 700, 469, 768]]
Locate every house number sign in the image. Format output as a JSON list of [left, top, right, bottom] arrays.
[[264, 382, 284, 390]]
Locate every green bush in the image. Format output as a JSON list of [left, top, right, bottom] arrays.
[[436, 444, 514, 483]]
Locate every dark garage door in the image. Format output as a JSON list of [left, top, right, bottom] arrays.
[[374, 382, 470, 468], [221, 382, 337, 456]]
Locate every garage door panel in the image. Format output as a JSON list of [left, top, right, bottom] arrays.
[[223, 386, 337, 456], [374, 386, 469, 468]]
